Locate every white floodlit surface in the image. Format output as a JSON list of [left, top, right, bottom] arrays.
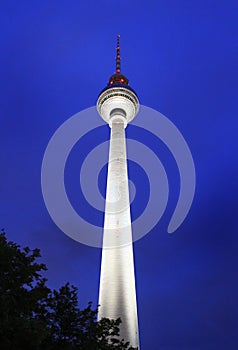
[[98, 117, 139, 348]]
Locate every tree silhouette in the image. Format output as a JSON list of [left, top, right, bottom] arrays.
[[0, 230, 137, 349]]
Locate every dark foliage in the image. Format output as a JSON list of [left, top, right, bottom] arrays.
[[0, 230, 137, 350]]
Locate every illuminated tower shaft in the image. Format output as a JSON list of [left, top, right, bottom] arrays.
[[97, 36, 140, 348], [98, 116, 139, 348]]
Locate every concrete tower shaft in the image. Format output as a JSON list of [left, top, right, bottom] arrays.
[[98, 117, 139, 348]]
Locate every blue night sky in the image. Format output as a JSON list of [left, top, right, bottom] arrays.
[[1, 1, 237, 349]]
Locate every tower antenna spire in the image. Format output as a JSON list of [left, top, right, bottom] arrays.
[[107, 35, 129, 88], [116, 34, 121, 74]]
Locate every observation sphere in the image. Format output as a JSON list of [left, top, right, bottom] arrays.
[[97, 85, 140, 127]]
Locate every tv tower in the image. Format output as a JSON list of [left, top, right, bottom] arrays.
[[97, 36, 140, 348]]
